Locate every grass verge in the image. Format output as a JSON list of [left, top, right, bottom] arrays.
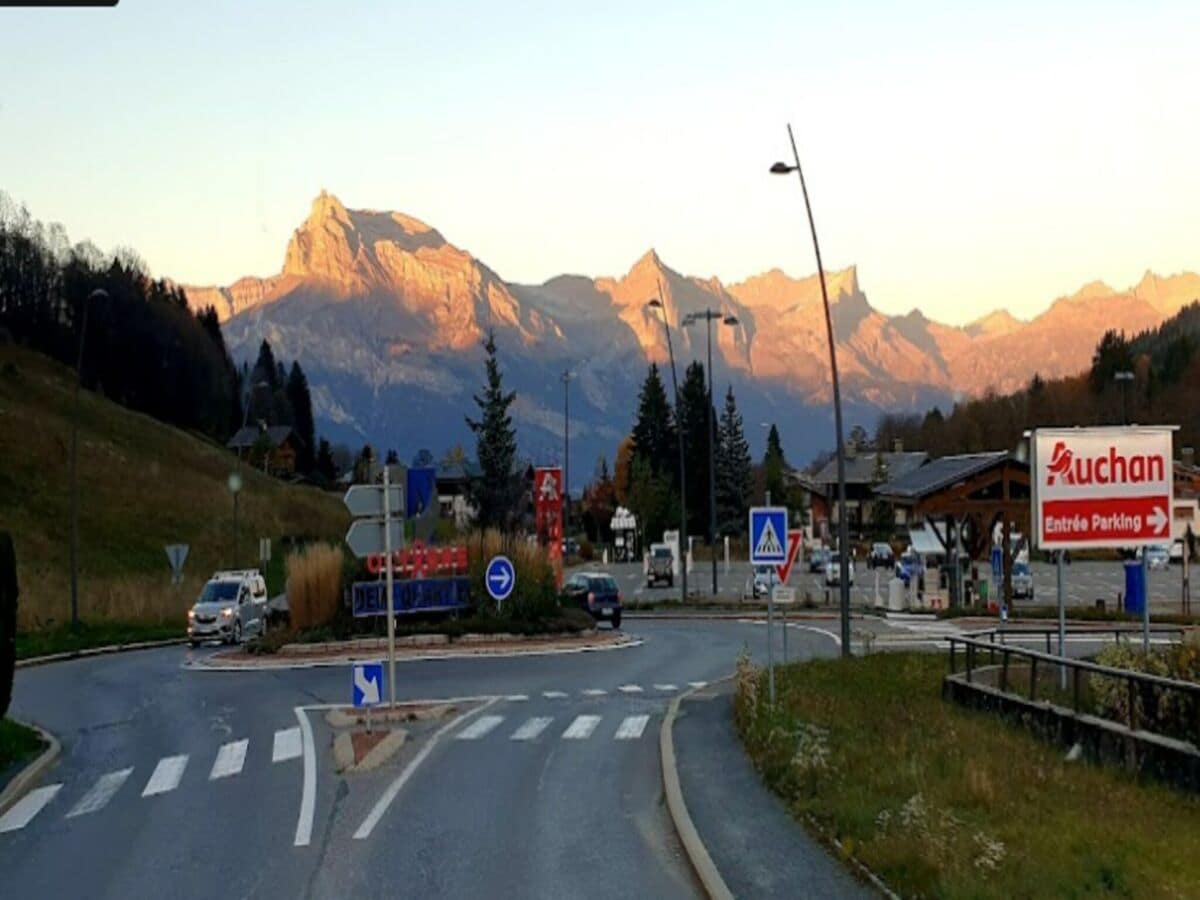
[[0, 718, 45, 774], [16, 621, 181, 660], [936, 605, 1200, 625], [735, 651, 1200, 898]]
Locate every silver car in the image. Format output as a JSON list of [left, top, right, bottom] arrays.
[[1010, 562, 1034, 600], [188, 570, 269, 646]]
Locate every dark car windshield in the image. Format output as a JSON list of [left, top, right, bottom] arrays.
[[198, 581, 239, 603], [588, 576, 619, 592], [652, 548, 671, 558]]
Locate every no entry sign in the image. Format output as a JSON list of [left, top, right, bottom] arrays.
[[1033, 427, 1175, 550]]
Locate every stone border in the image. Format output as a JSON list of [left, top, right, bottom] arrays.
[[16, 637, 188, 669], [0, 720, 61, 817], [660, 677, 735, 900]]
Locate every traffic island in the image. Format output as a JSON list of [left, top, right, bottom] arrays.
[[326, 700, 475, 774]]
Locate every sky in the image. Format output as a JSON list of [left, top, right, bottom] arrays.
[[2, 0, 1199, 325]]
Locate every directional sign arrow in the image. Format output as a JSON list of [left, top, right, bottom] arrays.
[[344, 484, 404, 519], [345, 518, 405, 558], [485, 555, 516, 602], [489, 568, 512, 591], [354, 665, 381, 705], [1150, 505, 1169, 535]]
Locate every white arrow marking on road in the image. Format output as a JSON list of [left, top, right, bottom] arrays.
[[0, 784, 61, 833], [456, 715, 505, 740], [615, 715, 650, 740], [510, 717, 553, 741], [142, 755, 188, 797], [67, 768, 133, 817], [354, 667, 381, 705], [1150, 506, 1169, 534], [562, 715, 602, 740], [273, 727, 303, 763], [209, 739, 248, 780]]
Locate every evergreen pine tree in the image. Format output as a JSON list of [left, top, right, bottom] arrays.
[[254, 339, 279, 388], [677, 361, 712, 537], [465, 329, 519, 529], [285, 361, 316, 473], [716, 385, 752, 536], [763, 423, 787, 504], [315, 438, 337, 484], [630, 363, 676, 479]]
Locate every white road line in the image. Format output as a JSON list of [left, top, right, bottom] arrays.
[[0, 784, 61, 833], [209, 739, 249, 780], [581, 688, 607, 696], [510, 717, 553, 741], [142, 755, 188, 797], [455, 715, 504, 740], [354, 698, 498, 840], [272, 727, 302, 763], [542, 691, 568, 699], [294, 707, 317, 847], [67, 768, 133, 818], [617, 684, 643, 694], [615, 715, 650, 740], [687, 681, 708, 689], [504, 694, 529, 702], [653, 684, 678, 692], [562, 715, 602, 740]]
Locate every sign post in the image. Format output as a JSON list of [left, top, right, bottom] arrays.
[[1033, 426, 1176, 660], [750, 507, 788, 705]]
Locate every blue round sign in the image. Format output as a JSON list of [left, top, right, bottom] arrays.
[[485, 555, 516, 603]]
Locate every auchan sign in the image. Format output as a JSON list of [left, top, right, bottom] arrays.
[[1033, 427, 1175, 549]]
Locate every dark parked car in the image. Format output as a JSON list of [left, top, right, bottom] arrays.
[[868, 543, 894, 569], [562, 571, 622, 628], [808, 547, 831, 573]]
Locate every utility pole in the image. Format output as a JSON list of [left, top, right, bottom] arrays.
[[562, 370, 572, 536], [647, 292, 688, 604], [70, 288, 107, 630]]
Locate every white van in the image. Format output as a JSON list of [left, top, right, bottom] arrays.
[[187, 570, 269, 646]]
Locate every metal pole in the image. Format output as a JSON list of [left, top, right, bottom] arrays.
[[767, 588, 776, 705], [69, 291, 94, 630], [657, 292, 688, 605], [782, 593, 788, 664], [1057, 552, 1066, 691], [562, 370, 570, 534], [232, 492, 239, 568], [1141, 548, 1150, 653], [706, 314, 718, 597], [383, 466, 396, 710], [786, 123, 851, 657]]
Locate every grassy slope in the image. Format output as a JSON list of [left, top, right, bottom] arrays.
[[736, 652, 1200, 898], [0, 344, 349, 632]]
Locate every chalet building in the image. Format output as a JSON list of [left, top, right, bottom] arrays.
[[227, 425, 303, 477]]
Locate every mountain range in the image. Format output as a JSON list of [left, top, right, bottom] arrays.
[[184, 191, 1200, 485]]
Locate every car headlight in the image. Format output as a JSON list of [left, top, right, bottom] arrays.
[[187, 609, 195, 620], [220, 608, 234, 619]]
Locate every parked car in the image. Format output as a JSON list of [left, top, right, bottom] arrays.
[[1138, 544, 1170, 570], [808, 547, 831, 574], [1170, 538, 1185, 565], [824, 552, 855, 587], [750, 564, 780, 599], [188, 569, 269, 646], [562, 571, 622, 628], [1010, 561, 1035, 600], [868, 543, 894, 569], [561, 537, 580, 557], [647, 544, 674, 587]]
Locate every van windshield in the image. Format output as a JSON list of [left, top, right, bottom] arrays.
[[198, 581, 240, 603]]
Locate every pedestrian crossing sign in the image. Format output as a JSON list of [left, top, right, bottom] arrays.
[[749, 506, 788, 564]]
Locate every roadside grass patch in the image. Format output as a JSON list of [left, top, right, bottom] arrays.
[[735, 651, 1200, 898], [15, 621, 181, 660], [0, 718, 44, 773]]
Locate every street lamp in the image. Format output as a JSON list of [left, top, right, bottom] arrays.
[[771, 123, 851, 657], [231, 379, 269, 567], [681, 309, 739, 596], [1114, 370, 1134, 425], [562, 370, 573, 535], [646, 296, 688, 604], [70, 287, 108, 630]]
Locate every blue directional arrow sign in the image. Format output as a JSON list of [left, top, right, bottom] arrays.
[[749, 506, 788, 565], [485, 555, 516, 603], [352, 661, 383, 708]]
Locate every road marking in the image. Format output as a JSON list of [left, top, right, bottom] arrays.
[[562, 715, 602, 740], [542, 691, 568, 699], [653, 684, 678, 692], [272, 727, 302, 763], [504, 694, 529, 702], [615, 715, 650, 740], [294, 708, 317, 847], [0, 784, 61, 833], [209, 739, 248, 779], [581, 688, 607, 696], [67, 768, 133, 818], [354, 698, 498, 840], [688, 681, 708, 689], [142, 755, 188, 797], [456, 715, 504, 740], [617, 684, 643, 694], [510, 717, 553, 741]]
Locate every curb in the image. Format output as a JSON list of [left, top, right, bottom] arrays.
[[0, 720, 61, 818], [660, 676, 736, 900], [16, 637, 187, 669]]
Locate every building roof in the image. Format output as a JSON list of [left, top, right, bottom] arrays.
[[812, 450, 928, 486], [437, 461, 482, 482], [875, 452, 1010, 501], [226, 425, 299, 451]]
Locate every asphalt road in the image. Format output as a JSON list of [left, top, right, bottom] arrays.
[[0, 618, 842, 899]]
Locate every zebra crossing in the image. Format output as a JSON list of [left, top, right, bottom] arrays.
[[453, 711, 656, 744], [0, 726, 303, 836]]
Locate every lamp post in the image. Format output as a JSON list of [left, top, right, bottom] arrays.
[[682, 309, 739, 596], [771, 123, 851, 657], [647, 296, 688, 604], [562, 369, 573, 536], [230, 380, 269, 567], [1114, 370, 1134, 425], [70, 287, 109, 630]]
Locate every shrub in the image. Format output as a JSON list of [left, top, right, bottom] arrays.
[[286, 543, 345, 630], [1090, 637, 1200, 743], [465, 529, 560, 621]]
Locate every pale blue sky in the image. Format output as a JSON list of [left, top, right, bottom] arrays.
[[2, 0, 1198, 324]]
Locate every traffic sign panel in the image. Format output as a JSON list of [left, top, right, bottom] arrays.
[[485, 555, 516, 603], [352, 661, 383, 707], [165, 544, 189, 584], [1034, 426, 1175, 550], [776, 530, 803, 585], [345, 518, 405, 558], [772, 586, 796, 605], [749, 507, 788, 564], [344, 484, 404, 518]]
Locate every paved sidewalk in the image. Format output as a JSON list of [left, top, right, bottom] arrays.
[[673, 683, 876, 899]]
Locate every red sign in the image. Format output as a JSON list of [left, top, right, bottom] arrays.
[[776, 529, 803, 585], [1034, 427, 1174, 549], [367, 540, 468, 577]]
